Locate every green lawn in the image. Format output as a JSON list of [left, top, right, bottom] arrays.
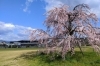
[[0, 47, 100, 66]]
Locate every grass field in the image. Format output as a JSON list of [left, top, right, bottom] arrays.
[[0, 47, 100, 66]]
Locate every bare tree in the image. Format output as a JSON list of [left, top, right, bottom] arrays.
[[30, 4, 100, 60]]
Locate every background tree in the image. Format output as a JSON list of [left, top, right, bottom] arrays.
[[30, 4, 100, 60]]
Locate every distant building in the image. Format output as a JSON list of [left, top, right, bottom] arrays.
[[0, 41, 7, 48], [9, 40, 40, 48]]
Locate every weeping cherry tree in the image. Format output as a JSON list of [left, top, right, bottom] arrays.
[[30, 4, 100, 60]]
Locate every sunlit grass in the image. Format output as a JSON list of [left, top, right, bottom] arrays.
[[0, 47, 100, 66], [0, 49, 34, 66]]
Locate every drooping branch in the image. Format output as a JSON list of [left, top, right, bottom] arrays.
[[30, 4, 100, 60]]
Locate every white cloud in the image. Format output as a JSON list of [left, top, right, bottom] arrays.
[[43, 0, 100, 18], [0, 21, 15, 29], [0, 22, 15, 35], [23, 0, 34, 13], [44, 0, 63, 11], [28, 0, 34, 2], [0, 21, 35, 41]]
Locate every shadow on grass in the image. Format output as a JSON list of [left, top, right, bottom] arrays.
[[17, 51, 37, 60], [17, 51, 100, 66]]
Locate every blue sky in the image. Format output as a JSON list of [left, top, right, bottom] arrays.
[[0, 0, 46, 29], [0, 0, 100, 41]]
